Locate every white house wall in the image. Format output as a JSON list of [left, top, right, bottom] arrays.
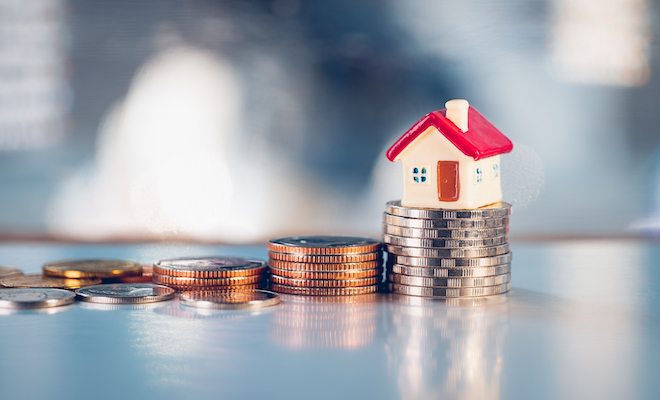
[[397, 127, 503, 209]]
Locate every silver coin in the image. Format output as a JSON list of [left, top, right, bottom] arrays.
[[179, 289, 281, 310], [388, 263, 511, 278], [388, 273, 510, 288], [0, 288, 75, 309], [383, 213, 510, 229], [385, 243, 509, 258], [388, 252, 512, 267], [382, 224, 508, 239], [154, 257, 266, 276], [389, 282, 510, 298], [382, 233, 508, 248], [75, 283, 175, 304], [0, 266, 23, 280], [386, 200, 512, 219]]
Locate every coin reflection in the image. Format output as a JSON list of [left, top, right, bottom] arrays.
[[269, 293, 380, 349], [386, 294, 509, 400], [155, 299, 273, 320]]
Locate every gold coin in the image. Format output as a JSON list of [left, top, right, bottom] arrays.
[[268, 252, 381, 263], [270, 283, 381, 296], [119, 265, 153, 283], [267, 236, 381, 255], [152, 272, 265, 287], [268, 259, 381, 271], [0, 274, 101, 289], [269, 266, 382, 280], [43, 259, 142, 279], [270, 275, 380, 288]]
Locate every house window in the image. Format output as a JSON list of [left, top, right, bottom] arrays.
[[474, 166, 483, 184], [411, 166, 430, 184], [491, 162, 500, 179]]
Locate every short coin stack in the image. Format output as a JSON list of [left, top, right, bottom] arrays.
[[152, 257, 268, 292], [267, 236, 383, 296], [383, 200, 512, 298]]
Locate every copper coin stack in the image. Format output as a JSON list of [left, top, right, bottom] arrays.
[[152, 257, 268, 292], [267, 236, 383, 296], [383, 201, 512, 298]]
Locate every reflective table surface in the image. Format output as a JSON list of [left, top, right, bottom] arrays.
[[0, 239, 659, 400]]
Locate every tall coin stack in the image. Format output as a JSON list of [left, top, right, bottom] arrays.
[[383, 201, 512, 298], [152, 257, 268, 292], [267, 236, 383, 296]]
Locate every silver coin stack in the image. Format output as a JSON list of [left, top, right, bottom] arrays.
[[383, 200, 512, 298]]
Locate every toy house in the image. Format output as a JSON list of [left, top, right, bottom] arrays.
[[386, 100, 513, 210]]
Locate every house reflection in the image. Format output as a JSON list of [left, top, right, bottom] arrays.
[[386, 294, 509, 400], [269, 293, 380, 350]]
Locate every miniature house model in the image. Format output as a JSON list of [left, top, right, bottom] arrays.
[[386, 100, 513, 210]]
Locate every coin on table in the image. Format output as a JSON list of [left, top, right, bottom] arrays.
[[388, 282, 510, 298], [0, 266, 23, 280], [75, 283, 175, 304], [268, 252, 381, 264], [385, 200, 512, 219], [0, 288, 75, 309], [43, 259, 142, 279], [382, 224, 508, 239], [154, 257, 267, 278], [267, 236, 381, 255], [0, 274, 102, 289], [179, 289, 280, 310], [388, 252, 512, 267], [151, 272, 265, 287], [268, 259, 381, 272], [385, 244, 509, 258], [269, 267, 382, 280], [270, 275, 381, 288], [388, 263, 511, 278], [388, 273, 511, 288], [382, 233, 508, 248], [271, 283, 381, 296], [383, 213, 510, 229]]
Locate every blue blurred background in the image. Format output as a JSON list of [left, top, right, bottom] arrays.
[[1, 0, 659, 242]]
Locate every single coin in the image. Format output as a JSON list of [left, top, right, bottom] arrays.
[[271, 283, 381, 296], [43, 259, 142, 279], [385, 244, 509, 258], [0, 288, 75, 309], [152, 272, 265, 287], [268, 252, 381, 264], [383, 213, 510, 229], [270, 274, 381, 288], [388, 273, 511, 288], [267, 236, 381, 255], [269, 267, 382, 280], [154, 257, 267, 278], [268, 259, 381, 272], [382, 233, 508, 248], [179, 289, 280, 310], [386, 200, 512, 219], [382, 224, 507, 239], [0, 266, 23, 280], [388, 263, 511, 278], [0, 274, 102, 289], [389, 282, 510, 298], [388, 252, 512, 267], [156, 282, 267, 292], [75, 283, 175, 304]]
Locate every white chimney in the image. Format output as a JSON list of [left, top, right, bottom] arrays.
[[445, 99, 469, 132]]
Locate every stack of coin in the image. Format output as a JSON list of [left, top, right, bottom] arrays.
[[383, 201, 512, 298], [267, 236, 383, 296], [152, 257, 268, 292]]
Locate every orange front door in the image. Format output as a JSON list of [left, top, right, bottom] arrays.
[[437, 161, 459, 201]]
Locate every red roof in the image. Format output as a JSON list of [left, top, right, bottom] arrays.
[[386, 106, 513, 162]]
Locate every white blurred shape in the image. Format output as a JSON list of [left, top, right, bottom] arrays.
[[48, 46, 318, 242], [549, 0, 651, 87]]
